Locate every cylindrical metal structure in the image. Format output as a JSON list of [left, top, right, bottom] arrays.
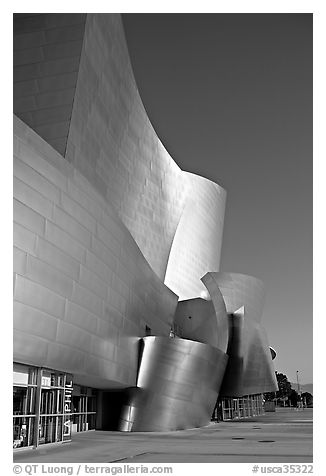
[[118, 336, 228, 431]]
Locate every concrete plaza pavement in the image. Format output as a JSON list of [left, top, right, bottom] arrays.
[[13, 408, 313, 463]]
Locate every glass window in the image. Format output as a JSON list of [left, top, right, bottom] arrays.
[[72, 396, 79, 414], [13, 387, 28, 415], [13, 417, 35, 448], [56, 417, 63, 442], [39, 416, 62, 444], [71, 388, 97, 433], [13, 366, 75, 449], [13, 386, 37, 415], [40, 388, 64, 415]]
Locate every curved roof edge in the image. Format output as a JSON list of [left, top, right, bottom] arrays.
[[122, 18, 226, 196], [182, 171, 227, 197]]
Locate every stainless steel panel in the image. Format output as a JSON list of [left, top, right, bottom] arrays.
[[201, 273, 230, 353], [173, 297, 228, 352], [202, 273, 277, 396], [66, 14, 226, 292], [14, 12, 227, 299], [206, 272, 266, 323], [66, 14, 188, 280], [13, 14, 86, 156], [220, 312, 278, 396], [13, 117, 178, 390], [173, 298, 218, 346], [164, 173, 226, 299], [13, 13, 278, 424], [118, 337, 228, 431]]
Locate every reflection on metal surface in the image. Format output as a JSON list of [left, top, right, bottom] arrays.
[[118, 337, 228, 431], [13, 117, 178, 390], [201, 273, 277, 397], [164, 173, 226, 299], [67, 14, 187, 280], [13, 13, 278, 433], [173, 298, 220, 348], [201, 273, 230, 353], [66, 14, 227, 288], [207, 272, 266, 323], [220, 308, 278, 397], [13, 14, 87, 157]]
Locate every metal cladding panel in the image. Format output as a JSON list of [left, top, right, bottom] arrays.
[[16, 13, 227, 297], [206, 272, 266, 323], [164, 173, 226, 300], [13, 116, 178, 389], [118, 337, 228, 431], [242, 325, 278, 395], [201, 273, 230, 353], [202, 273, 277, 396], [13, 14, 86, 156], [65, 14, 226, 293], [66, 13, 189, 281], [220, 312, 278, 397], [173, 298, 219, 347]]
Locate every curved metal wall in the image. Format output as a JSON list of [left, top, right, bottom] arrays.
[[13, 14, 87, 156], [207, 272, 266, 323], [118, 337, 228, 431], [13, 14, 277, 431], [13, 13, 227, 300], [66, 14, 226, 293], [201, 273, 230, 353], [13, 116, 178, 390], [66, 13, 189, 281], [220, 311, 278, 397], [164, 173, 226, 300], [173, 298, 220, 348], [204, 273, 278, 396]]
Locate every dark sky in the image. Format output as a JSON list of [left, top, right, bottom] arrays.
[[122, 14, 313, 384]]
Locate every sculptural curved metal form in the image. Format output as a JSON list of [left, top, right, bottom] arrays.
[[202, 273, 278, 397], [201, 273, 230, 353], [13, 13, 277, 435], [118, 336, 228, 431], [207, 272, 266, 323]]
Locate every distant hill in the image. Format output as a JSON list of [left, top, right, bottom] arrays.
[[290, 382, 313, 395]]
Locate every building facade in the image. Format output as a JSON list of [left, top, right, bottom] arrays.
[[13, 13, 277, 449]]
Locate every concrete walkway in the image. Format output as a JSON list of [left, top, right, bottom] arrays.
[[13, 408, 313, 463]]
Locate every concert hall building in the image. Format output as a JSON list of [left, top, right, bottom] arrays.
[[13, 13, 277, 449]]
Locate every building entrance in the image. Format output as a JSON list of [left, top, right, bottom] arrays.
[[101, 391, 126, 430], [13, 363, 73, 449]]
